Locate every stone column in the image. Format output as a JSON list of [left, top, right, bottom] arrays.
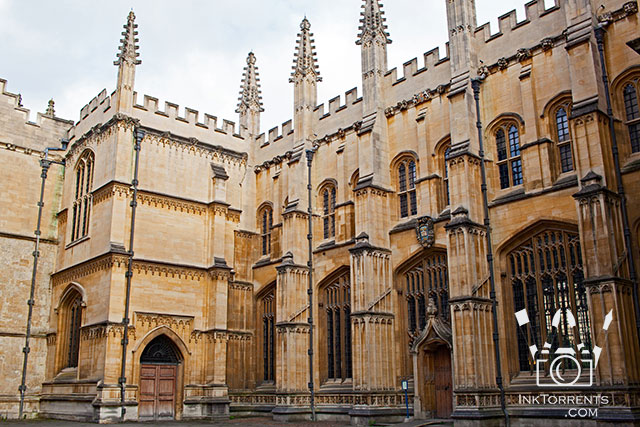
[[573, 173, 640, 400], [348, 234, 397, 423], [273, 252, 310, 421], [183, 267, 231, 420], [445, 207, 502, 420]]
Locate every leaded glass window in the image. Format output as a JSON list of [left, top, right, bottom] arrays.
[[555, 107, 574, 173], [260, 206, 273, 256], [398, 159, 417, 218], [261, 290, 275, 382], [495, 125, 523, 189], [623, 83, 640, 153], [509, 229, 590, 372], [324, 272, 352, 381], [322, 186, 336, 239], [71, 151, 94, 242], [404, 252, 449, 340]]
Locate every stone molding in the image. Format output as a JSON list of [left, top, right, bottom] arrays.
[[230, 391, 406, 407], [91, 180, 241, 221], [52, 253, 221, 287], [135, 311, 194, 330], [144, 130, 247, 167]]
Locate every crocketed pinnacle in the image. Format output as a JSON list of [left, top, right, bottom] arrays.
[[114, 11, 141, 66], [236, 52, 264, 114], [356, 0, 391, 45], [290, 17, 321, 83], [45, 99, 55, 117]]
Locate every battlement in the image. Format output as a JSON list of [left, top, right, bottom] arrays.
[[132, 92, 244, 141], [315, 87, 362, 121], [257, 119, 294, 147], [385, 44, 450, 88], [79, 89, 111, 121], [0, 77, 73, 153], [475, 0, 561, 44], [0, 77, 73, 130]]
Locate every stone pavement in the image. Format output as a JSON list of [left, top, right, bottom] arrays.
[[0, 416, 452, 427]]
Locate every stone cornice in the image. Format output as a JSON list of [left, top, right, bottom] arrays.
[[91, 180, 241, 221], [66, 113, 248, 168], [0, 140, 65, 163], [52, 252, 229, 286], [142, 128, 247, 166]]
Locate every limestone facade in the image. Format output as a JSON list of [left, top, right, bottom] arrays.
[[1, 0, 640, 425]]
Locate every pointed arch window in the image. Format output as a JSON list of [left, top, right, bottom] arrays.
[[58, 288, 83, 370], [623, 82, 640, 153], [496, 125, 523, 189], [259, 205, 273, 256], [555, 107, 574, 173], [322, 271, 352, 381], [509, 229, 590, 372], [71, 151, 94, 242], [404, 251, 449, 340], [322, 186, 336, 239], [67, 295, 82, 368], [398, 159, 417, 218], [443, 145, 452, 208], [261, 288, 275, 382]]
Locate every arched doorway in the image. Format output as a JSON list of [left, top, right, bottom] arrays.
[[139, 335, 182, 420], [411, 300, 453, 420]]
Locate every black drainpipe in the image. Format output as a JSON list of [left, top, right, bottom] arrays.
[[305, 147, 316, 422], [594, 25, 640, 345], [119, 128, 144, 421], [471, 78, 509, 426], [18, 139, 68, 419]]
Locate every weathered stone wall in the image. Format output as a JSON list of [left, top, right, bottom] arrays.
[[0, 79, 71, 418]]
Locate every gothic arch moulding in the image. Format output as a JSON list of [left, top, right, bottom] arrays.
[[432, 134, 452, 157], [394, 245, 448, 279], [611, 64, 640, 96], [316, 265, 350, 292], [132, 325, 190, 359], [485, 112, 526, 135], [55, 282, 88, 312], [495, 218, 579, 260], [540, 90, 572, 119]]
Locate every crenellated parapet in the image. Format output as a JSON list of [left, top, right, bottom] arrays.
[[0, 78, 73, 148], [133, 92, 242, 137], [472, 0, 566, 68]]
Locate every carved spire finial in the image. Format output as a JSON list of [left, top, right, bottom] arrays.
[[45, 99, 55, 117], [236, 52, 264, 114], [356, 0, 391, 46], [290, 17, 321, 83], [114, 10, 141, 67]]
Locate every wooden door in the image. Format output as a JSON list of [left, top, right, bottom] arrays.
[[434, 346, 452, 418], [139, 364, 176, 420]]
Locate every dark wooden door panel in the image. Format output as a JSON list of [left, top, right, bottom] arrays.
[[434, 347, 453, 418]]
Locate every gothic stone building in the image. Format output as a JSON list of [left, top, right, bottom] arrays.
[[1, 0, 640, 425]]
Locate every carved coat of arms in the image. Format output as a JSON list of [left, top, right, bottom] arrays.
[[415, 216, 435, 248]]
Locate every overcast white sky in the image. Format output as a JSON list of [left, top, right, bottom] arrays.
[[1, 0, 556, 132]]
